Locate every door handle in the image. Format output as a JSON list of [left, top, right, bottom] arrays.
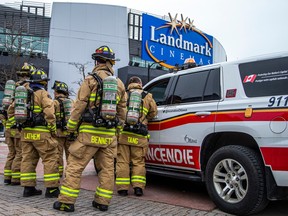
[[195, 111, 211, 117]]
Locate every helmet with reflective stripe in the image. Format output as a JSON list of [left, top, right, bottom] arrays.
[[30, 69, 50, 84], [52, 80, 69, 95], [16, 62, 36, 77], [91, 45, 119, 64]]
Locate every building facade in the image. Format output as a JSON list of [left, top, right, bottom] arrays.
[[0, 1, 226, 99], [0, 1, 50, 94]]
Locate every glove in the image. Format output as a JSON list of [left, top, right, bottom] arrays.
[[67, 132, 77, 141], [51, 130, 58, 138]]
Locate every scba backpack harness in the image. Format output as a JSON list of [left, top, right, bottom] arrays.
[[14, 86, 46, 128], [81, 72, 118, 129], [123, 90, 148, 136], [55, 97, 73, 131]]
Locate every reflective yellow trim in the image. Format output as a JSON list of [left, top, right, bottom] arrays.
[[4, 170, 12, 176], [21, 173, 37, 176], [60, 185, 79, 198], [12, 172, 21, 179], [79, 129, 115, 136], [44, 173, 60, 181], [79, 125, 116, 136], [20, 173, 37, 180], [67, 119, 77, 128], [131, 175, 146, 184], [115, 177, 130, 185], [121, 130, 149, 138], [23, 127, 50, 132], [95, 187, 113, 199], [140, 106, 148, 115], [68, 119, 77, 125]]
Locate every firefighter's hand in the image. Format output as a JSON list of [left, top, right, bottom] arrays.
[[67, 132, 77, 141], [51, 130, 58, 138], [67, 126, 76, 134]]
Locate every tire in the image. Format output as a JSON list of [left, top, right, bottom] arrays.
[[205, 145, 269, 215]]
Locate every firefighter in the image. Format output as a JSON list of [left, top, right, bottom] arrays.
[[116, 76, 157, 197], [52, 80, 73, 177], [3, 63, 35, 185], [20, 69, 60, 198], [53, 45, 127, 212]]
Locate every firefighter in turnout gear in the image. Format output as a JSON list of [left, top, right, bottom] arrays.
[[53, 45, 127, 212], [19, 69, 60, 198], [116, 76, 157, 197], [52, 80, 73, 177], [3, 63, 35, 185]]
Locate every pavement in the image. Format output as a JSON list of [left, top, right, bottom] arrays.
[[0, 139, 287, 215], [0, 140, 230, 216]]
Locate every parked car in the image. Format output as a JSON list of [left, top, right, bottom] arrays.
[[144, 52, 288, 215]]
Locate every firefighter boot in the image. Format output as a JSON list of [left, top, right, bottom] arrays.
[[134, 187, 143, 196], [23, 186, 42, 197], [45, 187, 60, 198], [11, 182, 21, 186], [92, 201, 108, 211], [118, 190, 128, 196], [4, 179, 11, 185], [53, 201, 75, 212]]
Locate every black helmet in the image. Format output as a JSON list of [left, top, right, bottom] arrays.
[[16, 62, 36, 77], [52, 80, 69, 95], [91, 45, 118, 64], [30, 69, 50, 84]]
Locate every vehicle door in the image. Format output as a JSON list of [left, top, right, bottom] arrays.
[[144, 77, 174, 166], [158, 68, 221, 172]]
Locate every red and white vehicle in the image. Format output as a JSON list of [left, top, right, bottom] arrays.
[[144, 52, 288, 215]]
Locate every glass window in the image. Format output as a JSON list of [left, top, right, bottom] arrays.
[[134, 27, 139, 40], [134, 15, 139, 26], [171, 69, 220, 104], [204, 68, 221, 100], [239, 56, 288, 97], [172, 71, 209, 103], [145, 78, 170, 105]]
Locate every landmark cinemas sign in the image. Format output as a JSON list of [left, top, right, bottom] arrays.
[[141, 13, 214, 68]]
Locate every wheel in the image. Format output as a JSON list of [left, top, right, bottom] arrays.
[[205, 145, 269, 215]]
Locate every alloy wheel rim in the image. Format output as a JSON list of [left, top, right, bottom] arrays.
[[213, 158, 248, 203]]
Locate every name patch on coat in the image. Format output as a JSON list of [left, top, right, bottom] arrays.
[[24, 133, 41, 140], [91, 136, 113, 145], [128, 137, 138, 145]]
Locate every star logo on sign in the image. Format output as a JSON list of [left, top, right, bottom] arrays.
[[167, 13, 180, 35], [187, 18, 195, 31], [179, 14, 188, 33]]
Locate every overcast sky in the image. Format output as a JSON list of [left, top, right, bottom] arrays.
[[1, 0, 288, 61]]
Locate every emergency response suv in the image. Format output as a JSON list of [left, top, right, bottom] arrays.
[[144, 52, 288, 215]]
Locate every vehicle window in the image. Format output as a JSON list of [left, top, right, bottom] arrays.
[[239, 56, 288, 97], [172, 71, 209, 103], [145, 78, 170, 105], [204, 68, 221, 100], [171, 69, 220, 104]]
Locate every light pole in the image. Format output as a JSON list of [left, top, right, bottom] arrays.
[[147, 60, 165, 82]]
